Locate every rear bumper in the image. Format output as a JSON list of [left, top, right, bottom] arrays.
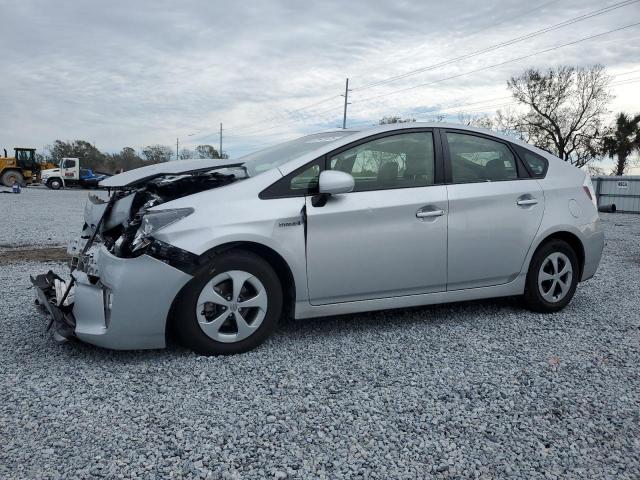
[[33, 245, 192, 350], [581, 219, 605, 281]]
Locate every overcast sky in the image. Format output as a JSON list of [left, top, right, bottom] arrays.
[[1, 0, 639, 169]]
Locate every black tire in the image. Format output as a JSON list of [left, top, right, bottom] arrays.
[[522, 239, 579, 313], [47, 178, 62, 190], [172, 249, 283, 355], [1, 170, 24, 187]]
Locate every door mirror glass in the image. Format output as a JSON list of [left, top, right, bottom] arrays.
[[318, 170, 354, 195]]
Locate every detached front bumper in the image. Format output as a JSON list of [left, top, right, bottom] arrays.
[[32, 245, 193, 350]]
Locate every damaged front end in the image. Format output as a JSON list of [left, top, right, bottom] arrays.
[[31, 161, 246, 348]]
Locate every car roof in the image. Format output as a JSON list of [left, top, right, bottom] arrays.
[[278, 122, 555, 176]]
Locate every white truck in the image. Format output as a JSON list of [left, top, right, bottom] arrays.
[[41, 158, 108, 189]]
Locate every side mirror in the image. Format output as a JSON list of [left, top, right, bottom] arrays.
[[312, 170, 355, 207], [318, 170, 354, 195]]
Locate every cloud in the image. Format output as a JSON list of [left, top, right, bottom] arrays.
[[1, 0, 639, 159]]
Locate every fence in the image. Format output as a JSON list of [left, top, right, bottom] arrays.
[[592, 176, 640, 213]]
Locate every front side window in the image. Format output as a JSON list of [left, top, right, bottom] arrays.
[[446, 132, 518, 183], [329, 132, 435, 192], [289, 163, 320, 192], [63, 159, 76, 168]]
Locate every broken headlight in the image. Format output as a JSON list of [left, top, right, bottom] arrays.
[[131, 208, 194, 252]]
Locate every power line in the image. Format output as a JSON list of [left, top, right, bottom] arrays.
[[611, 77, 640, 86], [222, 66, 640, 145], [353, 22, 640, 105], [189, 1, 638, 145], [343, 0, 557, 88], [351, 0, 640, 93], [222, 94, 342, 134], [613, 69, 640, 78], [194, 0, 560, 141]]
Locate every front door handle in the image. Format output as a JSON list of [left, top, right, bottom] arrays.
[[517, 198, 538, 206], [416, 209, 445, 218]]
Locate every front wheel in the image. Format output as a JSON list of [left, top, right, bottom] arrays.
[[523, 239, 579, 313], [172, 250, 283, 355], [47, 178, 62, 190], [1, 170, 24, 187]]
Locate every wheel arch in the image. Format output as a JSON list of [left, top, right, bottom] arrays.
[[206, 241, 296, 317], [529, 230, 586, 280], [46, 176, 64, 187], [166, 240, 297, 341]]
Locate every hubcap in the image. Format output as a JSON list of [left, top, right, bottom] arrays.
[[538, 252, 573, 303], [196, 270, 267, 343]]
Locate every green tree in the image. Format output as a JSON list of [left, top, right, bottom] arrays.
[[105, 147, 146, 172], [601, 113, 640, 176], [45, 140, 107, 171]]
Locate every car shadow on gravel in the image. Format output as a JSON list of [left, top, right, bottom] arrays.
[[277, 296, 523, 338], [39, 296, 523, 360]]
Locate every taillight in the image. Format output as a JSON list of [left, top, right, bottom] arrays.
[[583, 176, 597, 208]]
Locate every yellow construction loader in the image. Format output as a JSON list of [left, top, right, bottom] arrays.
[[0, 147, 56, 187]]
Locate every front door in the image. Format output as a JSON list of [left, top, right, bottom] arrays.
[[305, 131, 448, 305]]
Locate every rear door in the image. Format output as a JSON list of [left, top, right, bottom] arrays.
[[442, 130, 544, 290]]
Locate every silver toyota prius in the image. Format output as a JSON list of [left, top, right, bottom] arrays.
[[32, 123, 604, 355]]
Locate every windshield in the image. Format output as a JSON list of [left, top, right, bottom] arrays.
[[239, 131, 356, 176]]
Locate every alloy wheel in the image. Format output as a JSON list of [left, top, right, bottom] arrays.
[[196, 270, 268, 343], [537, 252, 573, 303]]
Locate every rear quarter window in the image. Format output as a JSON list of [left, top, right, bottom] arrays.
[[518, 147, 548, 178]]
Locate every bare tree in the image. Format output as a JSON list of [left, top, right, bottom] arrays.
[[379, 116, 416, 124], [498, 65, 611, 167], [141, 145, 173, 163], [457, 113, 494, 129], [195, 144, 221, 159], [179, 148, 196, 160]]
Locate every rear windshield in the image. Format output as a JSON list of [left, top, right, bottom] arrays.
[[239, 131, 356, 176]]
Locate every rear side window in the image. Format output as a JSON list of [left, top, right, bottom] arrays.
[[519, 149, 548, 178], [446, 132, 518, 183]]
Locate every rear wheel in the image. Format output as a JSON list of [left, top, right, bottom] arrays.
[[173, 250, 283, 355], [523, 239, 579, 313], [47, 178, 62, 190], [1, 170, 24, 187]]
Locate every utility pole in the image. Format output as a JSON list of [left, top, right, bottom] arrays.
[[341, 78, 351, 129], [176, 138, 179, 161], [219, 123, 223, 158]]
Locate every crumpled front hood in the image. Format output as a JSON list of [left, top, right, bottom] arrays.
[[99, 158, 240, 188]]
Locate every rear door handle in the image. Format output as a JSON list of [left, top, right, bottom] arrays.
[[416, 209, 445, 218], [517, 198, 538, 206]]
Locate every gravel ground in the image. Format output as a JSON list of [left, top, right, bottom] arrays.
[[0, 189, 639, 479], [0, 187, 106, 248]]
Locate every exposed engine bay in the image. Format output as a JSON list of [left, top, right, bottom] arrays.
[[79, 166, 246, 260]]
